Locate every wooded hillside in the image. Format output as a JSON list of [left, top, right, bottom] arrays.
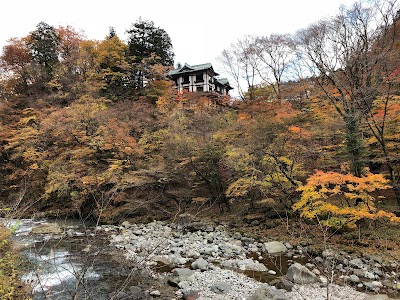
[[1, 2, 400, 235]]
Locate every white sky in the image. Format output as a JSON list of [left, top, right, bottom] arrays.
[[1, 0, 355, 73]]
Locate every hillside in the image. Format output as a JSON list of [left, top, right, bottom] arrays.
[[1, 2, 400, 298]]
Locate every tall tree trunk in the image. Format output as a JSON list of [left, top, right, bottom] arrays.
[[344, 114, 365, 177]]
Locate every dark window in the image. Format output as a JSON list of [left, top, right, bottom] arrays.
[[196, 73, 203, 82], [183, 75, 189, 83], [197, 86, 204, 92]]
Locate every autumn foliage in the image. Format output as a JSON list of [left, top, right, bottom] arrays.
[[294, 169, 400, 229], [1, 9, 400, 233]]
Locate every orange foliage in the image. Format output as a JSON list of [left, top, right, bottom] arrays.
[[294, 169, 399, 229], [237, 112, 251, 122]]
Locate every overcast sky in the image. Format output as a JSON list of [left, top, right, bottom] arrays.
[[1, 0, 356, 72]]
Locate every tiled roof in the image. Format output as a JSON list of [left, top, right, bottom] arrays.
[[168, 63, 218, 76], [216, 78, 233, 90]]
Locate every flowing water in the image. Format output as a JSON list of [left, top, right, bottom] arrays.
[[2, 218, 153, 300]]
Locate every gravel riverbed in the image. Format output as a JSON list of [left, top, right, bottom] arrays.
[[99, 217, 399, 300]]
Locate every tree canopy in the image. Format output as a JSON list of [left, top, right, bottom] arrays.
[[1, 6, 400, 234]]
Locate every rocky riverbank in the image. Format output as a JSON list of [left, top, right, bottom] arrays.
[[5, 216, 399, 299], [96, 214, 400, 299]]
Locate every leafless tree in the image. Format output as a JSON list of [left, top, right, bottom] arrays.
[[218, 35, 261, 101], [295, 0, 400, 184], [253, 34, 296, 99]]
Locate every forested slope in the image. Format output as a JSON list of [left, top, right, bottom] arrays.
[[0, 2, 400, 237]]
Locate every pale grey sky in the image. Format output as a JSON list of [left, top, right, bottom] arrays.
[[1, 0, 356, 71]]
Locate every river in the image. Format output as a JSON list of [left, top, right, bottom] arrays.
[[3, 218, 398, 300], [3, 218, 163, 300]]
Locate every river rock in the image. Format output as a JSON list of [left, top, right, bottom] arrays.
[[349, 274, 360, 283], [271, 278, 294, 292], [120, 221, 130, 227], [315, 256, 324, 263], [186, 249, 201, 258], [150, 290, 161, 297], [182, 290, 200, 300], [364, 281, 378, 291], [353, 269, 365, 277], [168, 268, 195, 287], [209, 282, 231, 294], [364, 271, 376, 279], [286, 263, 319, 284], [248, 283, 287, 300], [30, 223, 62, 234], [238, 259, 268, 271], [191, 258, 208, 271], [248, 244, 259, 252], [319, 276, 328, 287], [178, 281, 191, 289], [263, 241, 287, 255], [349, 258, 364, 268], [203, 245, 219, 255], [170, 255, 188, 265], [284, 242, 293, 249], [367, 254, 383, 264], [322, 249, 335, 258], [371, 281, 383, 287], [242, 237, 255, 246]]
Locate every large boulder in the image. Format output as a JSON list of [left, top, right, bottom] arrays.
[[248, 283, 288, 300], [286, 263, 319, 284], [30, 223, 62, 234], [191, 258, 209, 271], [237, 259, 268, 271], [263, 241, 287, 255], [168, 268, 195, 287]]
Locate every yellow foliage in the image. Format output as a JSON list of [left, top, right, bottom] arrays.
[[0, 226, 30, 299], [29, 163, 39, 170], [226, 177, 257, 198], [294, 169, 397, 229]]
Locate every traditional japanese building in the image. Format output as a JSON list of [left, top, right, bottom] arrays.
[[168, 63, 233, 95]]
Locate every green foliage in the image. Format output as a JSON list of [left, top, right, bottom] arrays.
[[127, 19, 174, 66], [27, 22, 60, 79], [126, 19, 174, 90]]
